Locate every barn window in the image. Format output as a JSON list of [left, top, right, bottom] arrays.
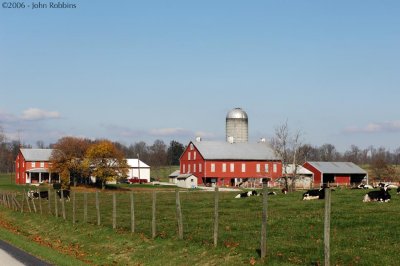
[[222, 163, 226, 172], [193, 152, 196, 160], [241, 163, 246, 173], [256, 164, 260, 173], [264, 164, 269, 173], [31, 162, 35, 167], [40, 162, 44, 167], [190, 143, 194, 150], [273, 163, 277, 173], [188, 164, 191, 173], [230, 163, 234, 172], [188, 152, 191, 160], [182, 164, 186, 173], [211, 163, 215, 172], [199, 163, 202, 172], [193, 164, 196, 172]]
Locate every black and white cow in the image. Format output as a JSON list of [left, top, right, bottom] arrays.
[[234, 190, 260, 198], [397, 187, 400, 194], [302, 188, 325, 200], [56, 189, 71, 201], [281, 188, 288, 194], [268, 191, 277, 196], [27, 190, 49, 200], [363, 186, 391, 202]]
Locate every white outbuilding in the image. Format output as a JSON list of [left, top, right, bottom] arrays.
[[176, 174, 198, 189], [126, 159, 151, 182]]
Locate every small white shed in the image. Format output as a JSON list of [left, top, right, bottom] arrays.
[[177, 174, 198, 189], [168, 170, 180, 184]]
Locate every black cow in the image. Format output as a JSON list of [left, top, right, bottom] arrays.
[[302, 188, 325, 200], [363, 186, 391, 202], [397, 187, 400, 194], [56, 190, 71, 201], [27, 190, 49, 200]]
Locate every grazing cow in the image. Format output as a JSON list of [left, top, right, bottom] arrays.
[[397, 187, 400, 194], [302, 188, 325, 200], [281, 188, 288, 194], [56, 190, 71, 201], [27, 190, 49, 200], [363, 186, 391, 202], [234, 190, 260, 198], [268, 191, 277, 196]]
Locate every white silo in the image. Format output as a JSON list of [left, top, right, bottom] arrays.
[[226, 108, 248, 143]]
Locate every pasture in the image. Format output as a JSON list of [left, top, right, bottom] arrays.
[[0, 174, 400, 265]]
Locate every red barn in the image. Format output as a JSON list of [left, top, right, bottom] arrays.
[[15, 148, 60, 185], [302, 161, 367, 187], [179, 140, 282, 187]]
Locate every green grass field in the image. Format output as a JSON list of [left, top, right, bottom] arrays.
[[1, 173, 400, 265]]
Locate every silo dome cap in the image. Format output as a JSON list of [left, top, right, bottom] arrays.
[[226, 108, 248, 119]]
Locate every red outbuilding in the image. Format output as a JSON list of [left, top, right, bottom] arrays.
[[302, 161, 368, 187], [15, 148, 60, 185], [179, 140, 282, 187]]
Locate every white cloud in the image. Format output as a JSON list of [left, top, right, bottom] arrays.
[[344, 120, 400, 133], [149, 128, 192, 137], [20, 108, 61, 121]]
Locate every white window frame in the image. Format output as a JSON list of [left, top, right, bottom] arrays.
[[273, 163, 277, 173], [241, 163, 246, 173], [199, 163, 202, 172], [222, 163, 226, 172], [182, 164, 186, 174], [265, 164, 269, 173], [193, 151, 196, 160], [193, 164, 196, 172], [230, 163, 235, 172], [211, 163, 216, 173], [256, 164, 260, 173], [188, 152, 191, 161], [31, 162, 35, 167], [188, 164, 191, 173], [40, 162, 45, 168]]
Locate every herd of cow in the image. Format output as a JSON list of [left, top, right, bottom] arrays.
[[234, 183, 400, 202], [27, 189, 71, 201]]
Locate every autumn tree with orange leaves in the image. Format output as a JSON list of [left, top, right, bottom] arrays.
[[50, 137, 92, 188], [84, 140, 128, 189]]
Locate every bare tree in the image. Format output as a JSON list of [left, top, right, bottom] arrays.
[[270, 121, 303, 191]]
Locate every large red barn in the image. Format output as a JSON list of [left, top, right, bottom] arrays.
[[179, 140, 282, 187]]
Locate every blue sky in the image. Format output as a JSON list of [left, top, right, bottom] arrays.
[[1, 1, 399, 152]]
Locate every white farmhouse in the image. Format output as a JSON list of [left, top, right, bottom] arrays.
[[176, 174, 198, 189]]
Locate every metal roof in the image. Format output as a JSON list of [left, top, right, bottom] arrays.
[[193, 141, 280, 161], [126, 159, 150, 168], [169, 170, 180, 177], [284, 164, 313, 175], [306, 161, 367, 174], [226, 108, 248, 119], [20, 149, 54, 161]]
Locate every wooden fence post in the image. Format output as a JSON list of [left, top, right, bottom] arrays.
[[175, 189, 183, 240], [72, 191, 76, 224], [152, 191, 156, 239], [96, 191, 100, 226], [83, 192, 88, 223], [48, 189, 51, 215], [25, 190, 31, 213], [112, 193, 117, 229], [31, 194, 37, 213], [38, 192, 42, 215], [130, 192, 134, 233], [20, 192, 24, 213], [213, 186, 219, 247], [54, 190, 58, 217], [61, 189, 66, 220], [324, 188, 331, 266], [260, 184, 268, 259]]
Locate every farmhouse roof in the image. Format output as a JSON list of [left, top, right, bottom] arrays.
[[20, 149, 54, 161], [169, 170, 180, 177], [284, 164, 313, 175], [126, 159, 150, 168], [306, 161, 367, 174], [192, 141, 280, 161]]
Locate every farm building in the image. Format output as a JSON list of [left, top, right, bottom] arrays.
[[126, 159, 151, 182], [15, 148, 60, 185], [168, 170, 180, 184], [302, 161, 368, 187], [179, 139, 282, 187], [277, 164, 314, 189], [176, 174, 198, 188]]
